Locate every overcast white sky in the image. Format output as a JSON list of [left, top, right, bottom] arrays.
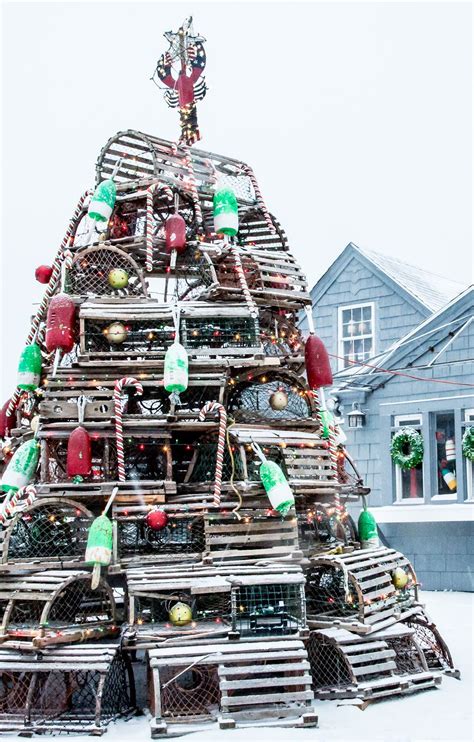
[[1, 1, 472, 398]]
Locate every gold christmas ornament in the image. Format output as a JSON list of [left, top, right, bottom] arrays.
[[108, 268, 129, 289], [104, 322, 128, 344], [392, 567, 409, 589], [269, 390, 289, 411], [169, 601, 192, 626]]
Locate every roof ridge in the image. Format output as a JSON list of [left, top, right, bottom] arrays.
[[355, 245, 466, 287]]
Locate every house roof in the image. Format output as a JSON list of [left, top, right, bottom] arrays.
[[310, 242, 466, 315], [334, 284, 474, 392]]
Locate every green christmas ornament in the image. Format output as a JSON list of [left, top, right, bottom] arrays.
[[390, 427, 424, 469], [462, 427, 474, 462], [17, 343, 42, 391], [88, 179, 117, 222], [213, 186, 238, 236], [358, 504, 379, 549], [164, 342, 189, 400], [1, 438, 39, 492]]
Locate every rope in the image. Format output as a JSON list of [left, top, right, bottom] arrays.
[[240, 164, 276, 234], [230, 245, 258, 318], [198, 401, 227, 507], [0, 485, 37, 526], [6, 191, 91, 417], [113, 378, 143, 481], [146, 182, 173, 272], [182, 146, 203, 229]]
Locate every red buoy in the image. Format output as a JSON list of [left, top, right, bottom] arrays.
[[67, 426, 92, 478], [0, 400, 16, 438], [146, 509, 169, 531], [45, 294, 76, 354], [35, 265, 54, 284], [305, 334, 333, 389], [165, 213, 187, 255]]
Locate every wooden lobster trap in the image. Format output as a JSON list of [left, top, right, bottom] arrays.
[[111, 501, 206, 569], [305, 547, 419, 634], [306, 623, 441, 702], [147, 638, 317, 735], [0, 498, 92, 571], [79, 301, 261, 365], [126, 564, 306, 642], [67, 245, 148, 299], [0, 570, 117, 648], [0, 644, 134, 735], [211, 244, 311, 310], [203, 509, 301, 566]]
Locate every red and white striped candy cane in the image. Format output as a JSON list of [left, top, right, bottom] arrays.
[[0, 485, 37, 525], [240, 164, 276, 235], [230, 246, 258, 318], [146, 183, 173, 272], [199, 401, 227, 507], [114, 377, 144, 481], [7, 191, 91, 418], [182, 146, 203, 229]]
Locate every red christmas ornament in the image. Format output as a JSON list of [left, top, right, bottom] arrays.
[[146, 509, 169, 531], [305, 334, 333, 389], [109, 215, 129, 239], [45, 294, 76, 353], [0, 400, 16, 438], [67, 426, 92, 477], [165, 213, 187, 255], [35, 265, 53, 284]]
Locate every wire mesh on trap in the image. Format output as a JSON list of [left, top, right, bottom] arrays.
[[404, 615, 455, 672], [305, 565, 359, 619], [232, 583, 305, 636], [160, 664, 220, 719], [5, 501, 91, 565], [134, 591, 231, 627], [386, 635, 425, 675], [306, 635, 353, 690], [118, 515, 205, 558], [227, 376, 311, 424], [68, 246, 146, 298]]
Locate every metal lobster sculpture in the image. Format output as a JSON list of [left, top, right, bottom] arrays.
[[153, 17, 207, 145]]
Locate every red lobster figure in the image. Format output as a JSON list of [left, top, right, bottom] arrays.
[[154, 17, 207, 145]]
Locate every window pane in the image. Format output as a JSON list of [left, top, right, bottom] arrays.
[[363, 338, 372, 357], [352, 307, 362, 322], [342, 309, 351, 324], [362, 305, 372, 320], [434, 412, 457, 494], [400, 465, 424, 499]]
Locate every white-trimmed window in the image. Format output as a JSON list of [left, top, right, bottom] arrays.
[[432, 411, 457, 500], [338, 302, 375, 370], [393, 414, 424, 502], [464, 409, 474, 501]]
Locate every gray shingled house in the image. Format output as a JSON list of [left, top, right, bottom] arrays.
[[302, 243, 473, 591]]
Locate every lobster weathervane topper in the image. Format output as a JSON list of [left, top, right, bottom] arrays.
[[152, 17, 207, 146]]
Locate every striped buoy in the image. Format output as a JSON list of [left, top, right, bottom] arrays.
[[198, 401, 227, 507], [145, 183, 173, 272], [113, 377, 143, 481]]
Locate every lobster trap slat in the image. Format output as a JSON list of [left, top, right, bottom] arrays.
[[148, 638, 317, 735], [0, 644, 134, 734]]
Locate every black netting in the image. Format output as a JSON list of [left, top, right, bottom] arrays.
[[187, 440, 244, 483], [227, 376, 311, 423], [68, 248, 145, 298], [405, 617, 454, 671], [386, 636, 424, 675], [233, 583, 304, 636], [135, 590, 231, 627], [101, 653, 134, 721], [118, 516, 205, 558], [7, 504, 91, 563], [305, 565, 359, 618]]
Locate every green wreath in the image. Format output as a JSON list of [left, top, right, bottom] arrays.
[[462, 427, 474, 462], [391, 427, 424, 470]]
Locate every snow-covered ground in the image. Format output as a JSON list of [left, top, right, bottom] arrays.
[[10, 591, 474, 742]]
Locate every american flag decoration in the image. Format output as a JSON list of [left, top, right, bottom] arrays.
[[152, 16, 207, 145]]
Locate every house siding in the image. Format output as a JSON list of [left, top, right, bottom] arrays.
[[302, 256, 427, 367]]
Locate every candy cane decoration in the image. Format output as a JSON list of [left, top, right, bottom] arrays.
[[230, 246, 258, 318], [113, 377, 143, 481], [0, 485, 37, 526], [240, 164, 276, 235], [146, 182, 173, 272], [6, 191, 91, 418], [199, 401, 227, 507]]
